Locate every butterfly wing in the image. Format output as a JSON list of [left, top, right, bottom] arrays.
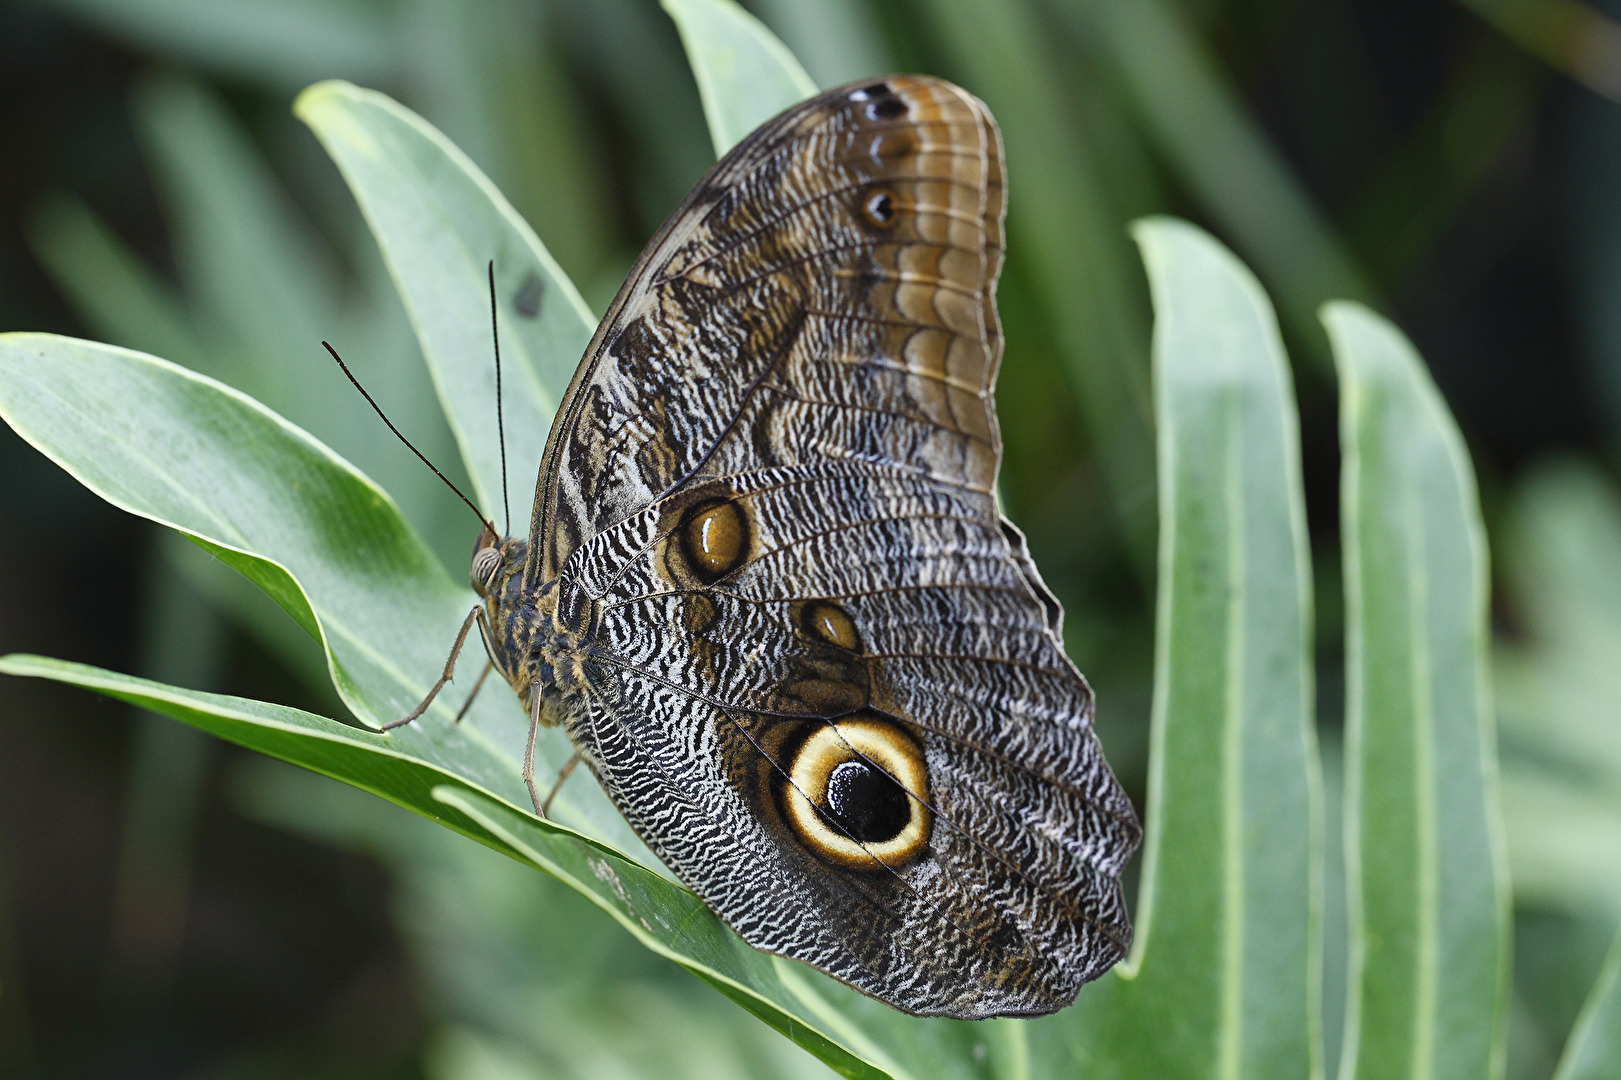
[[529, 76, 1140, 1018]]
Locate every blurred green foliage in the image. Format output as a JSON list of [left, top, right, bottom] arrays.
[[4, 0, 1621, 1076]]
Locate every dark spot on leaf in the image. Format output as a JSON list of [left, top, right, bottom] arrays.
[[513, 271, 544, 318]]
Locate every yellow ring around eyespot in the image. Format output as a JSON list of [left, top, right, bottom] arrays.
[[784, 716, 931, 870]]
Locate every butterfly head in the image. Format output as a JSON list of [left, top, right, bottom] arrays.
[[469, 524, 525, 598]]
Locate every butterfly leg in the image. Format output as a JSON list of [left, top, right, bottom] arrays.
[[453, 659, 495, 723], [523, 690, 544, 814], [383, 604, 483, 731], [521, 688, 581, 819]]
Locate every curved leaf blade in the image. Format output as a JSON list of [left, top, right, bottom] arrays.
[[1327, 302, 1510, 1080], [0, 654, 532, 861], [0, 651, 885, 1078], [294, 80, 596, 523], [662, 0, 818, 157], [435, 786, 893, 1080], [1036, 219, 1320, 1077], [0, 332, 635, 846]]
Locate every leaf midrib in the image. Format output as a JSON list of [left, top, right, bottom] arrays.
[[1220, 386, 1247, 1080]]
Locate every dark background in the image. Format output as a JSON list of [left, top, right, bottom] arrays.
[[2, 0, 1619, 1077]]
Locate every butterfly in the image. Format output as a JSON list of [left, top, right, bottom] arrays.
[[402, 75, 1140, 1020]]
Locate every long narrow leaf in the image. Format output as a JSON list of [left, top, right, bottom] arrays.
[[1036, 219, 1320, 1077], [0, 333, 632, 848], [0, 651, 878, 1078], [295, 81, 596, 524], [661, 0, 817, 156], [1328, 302, 1510, 1080]]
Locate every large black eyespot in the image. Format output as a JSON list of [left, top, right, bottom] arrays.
[[782, 716, 931, 870], [820, 760, 911, 844]]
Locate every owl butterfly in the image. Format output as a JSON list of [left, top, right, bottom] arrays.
[[412, 75, 1141, 1019]]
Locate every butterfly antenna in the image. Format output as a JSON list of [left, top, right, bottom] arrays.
[[488, 261, 511, 536], [322, 340, 494, 536]]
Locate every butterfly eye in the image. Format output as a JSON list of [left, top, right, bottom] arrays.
[[860, 188, 898, 228], [783, 716, 931, 870], [471, 545, 502, 589]]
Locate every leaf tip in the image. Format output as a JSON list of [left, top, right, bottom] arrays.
[[0, 653, 41, 677], [1319, 298, 1373, 334], [292, 80, 361, 123]]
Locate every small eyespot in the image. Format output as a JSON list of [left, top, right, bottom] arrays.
[[782, 716, 931, 870], [849, 81, 890, 102], [471, 546, 502, 589], [801, 600, 862, 652], [681, 499, 749, 582], [860, 188, 898, 228], [867, 96, 907, 121]]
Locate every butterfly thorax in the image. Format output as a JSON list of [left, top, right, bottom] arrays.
[[471, 534, 593, 716]]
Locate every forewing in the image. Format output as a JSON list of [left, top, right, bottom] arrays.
[[527, 75, 1006, 585]]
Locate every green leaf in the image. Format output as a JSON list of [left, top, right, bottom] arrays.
[[294, 79, 597, 522], [0, 333, 634, 850], [0, 650, 876, 1077], [1552, 929, 1621, 1080], [1327, 302, 1510, 1080], [432, 787, 887, 1080], [1495, 461, 1621, 913], [1034, 219, 1320, 1077], [0, 653, 532, 863], [662, 0, 818, 157]]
